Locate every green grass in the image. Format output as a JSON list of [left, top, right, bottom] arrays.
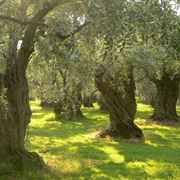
[[4, 102, 180, 179]]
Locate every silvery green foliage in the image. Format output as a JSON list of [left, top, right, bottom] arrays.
[[27, 4, 94, 119], [131, 43, 180, 80], [84, 0, 139, 93], [129, 0, 180, 81], [85, 0, 179, 84]]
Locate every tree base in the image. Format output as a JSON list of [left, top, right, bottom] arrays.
[[99, 123, 144, 140], [0, 151, 45, 176], [55, 111, 85, 121]]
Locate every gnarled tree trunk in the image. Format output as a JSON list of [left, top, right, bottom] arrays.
[[96, 67, 144, 139], [0, 0, 65, 172], [150, 78, 179, 121], [0, 34, 44, 173]]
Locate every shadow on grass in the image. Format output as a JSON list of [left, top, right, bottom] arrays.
[[29, 117, 106, 140], [25, 102, 180, 179], [29, 139, 180, 179]]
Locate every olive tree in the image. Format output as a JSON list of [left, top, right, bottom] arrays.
[[86, 0, 144, 139], [0, 0, 86, 170], [131, 0, 180, 121]]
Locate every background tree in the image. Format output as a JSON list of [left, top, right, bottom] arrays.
[[131, 0, 180, 121], [86, 0, 144, 139], [28, 6, 92, 120]]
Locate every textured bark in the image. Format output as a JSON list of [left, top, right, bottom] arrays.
[[1, 66, 31, 154], [0, 34, 45, 173], [0, 33, 30, 155], [150, 78, 179, 121], [96, 68, 144, 139]]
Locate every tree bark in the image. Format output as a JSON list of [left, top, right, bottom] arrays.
[[0, 0, 67, 171], [0, 33, 45, 174], [150, 78, 180, 121], [95, 67, 144, 139]]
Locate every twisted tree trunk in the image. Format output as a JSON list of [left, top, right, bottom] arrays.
[[96, 67, 144, 139], [0, 34, 45, 175], [150, 78, 179, 121]]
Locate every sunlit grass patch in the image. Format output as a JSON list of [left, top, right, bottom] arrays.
[[135, 103, 153, 122]]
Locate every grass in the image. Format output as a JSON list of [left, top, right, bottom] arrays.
[[2, 102, 180, 179]]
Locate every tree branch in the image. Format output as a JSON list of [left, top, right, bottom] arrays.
[[55, 21, 91, 40], [0, 0, 75, 26], [0, 14, 28, 25], [18, 0, 73, 68], [0, 14, 47, 27]]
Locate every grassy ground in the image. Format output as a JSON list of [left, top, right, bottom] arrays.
[[3, 102, 180, 179]]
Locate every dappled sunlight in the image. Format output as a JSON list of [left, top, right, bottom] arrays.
[[126, 159, 180, 178], [25, 101, 180, 179], [137, 103, 153, 112], [48, 159, 81, 174], [145, 139, 160, 148], [135, 103, 154, 122], [99, 146, 125, 164], [142, 125, 180, 149]]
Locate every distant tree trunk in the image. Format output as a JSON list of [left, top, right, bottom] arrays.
[[95, 67, 144, 139], [72, 87, 84, 118], [83, 94, 94, 107], [150, 78, 179, 121], [54, 85, 84, 120]]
